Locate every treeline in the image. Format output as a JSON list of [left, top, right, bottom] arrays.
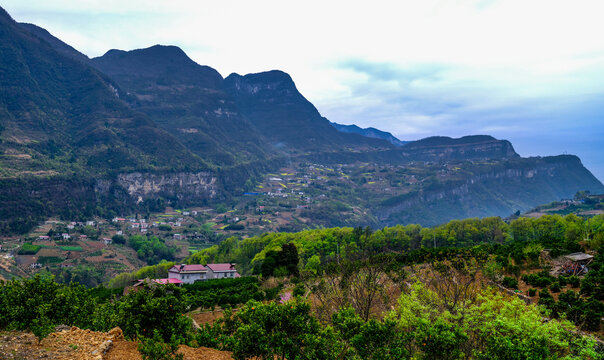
[[196, 286, 602, 360], [0, 275, 278, 342], [187, 214, 604, 275]]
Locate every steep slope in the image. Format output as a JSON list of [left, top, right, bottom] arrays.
[[18, 22, 90, 64], [224, 71, 393, 153], [330, 121, 408, 146], [91, 46, 271, 166], [0, 7, 212, 233], [0, 8, 205, 177]]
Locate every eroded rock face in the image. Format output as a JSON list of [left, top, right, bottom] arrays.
[[116, 172, 218, 200]]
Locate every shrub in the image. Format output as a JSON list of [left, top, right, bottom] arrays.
[[550, 282, 561, 293], [293, 283, 305, 297], [528, 288, 537, 296], [557, 276, 567, 286], [502, 276, 518, 289], [568, 275, 580, 288], [138, 329, 183, 360]]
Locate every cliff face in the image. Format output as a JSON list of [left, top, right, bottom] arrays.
[[377, 155, 604, 226], [115, 172, 218, 201], [401, 135, 519, 162]]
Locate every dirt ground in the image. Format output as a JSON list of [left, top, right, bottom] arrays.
[[0, 326, 233, 360]]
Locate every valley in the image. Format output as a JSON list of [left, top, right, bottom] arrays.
[[0, 4, 603, 359]]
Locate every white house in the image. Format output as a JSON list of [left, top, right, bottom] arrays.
[[206, 263, 239, 279], [168, 263, 239, 283], [168, 264, 208, 284]]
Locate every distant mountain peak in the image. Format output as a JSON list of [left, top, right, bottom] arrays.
[[330, 122, 408, 146], [225, 70, 297, 95], [92, 44, 223, 88]]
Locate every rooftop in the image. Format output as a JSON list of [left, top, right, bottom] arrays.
[[564, 252, 594, 262]]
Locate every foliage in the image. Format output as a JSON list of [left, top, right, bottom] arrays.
[[501, 276, 518, 289], [128, 235, 177, 264], [138, 329, 184, 360], [183, 277, 269, 310]]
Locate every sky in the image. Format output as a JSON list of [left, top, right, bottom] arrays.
[[3, 0, 604, 181]]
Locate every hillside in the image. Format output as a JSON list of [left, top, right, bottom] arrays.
[[91, 45, 272, 167], [0, 9, 205, 177], [224, 71, 393, 153]]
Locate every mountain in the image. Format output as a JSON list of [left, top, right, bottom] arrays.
[[401, 135, 519, 161], [224, 71, 393, 153], [1, 5, 603, 234], [0, 8, 210, 232], [0, 9, 204, 177], [91, 45, 271, 167], [376, 155, 604, 226], [330, 122, 408, 146]]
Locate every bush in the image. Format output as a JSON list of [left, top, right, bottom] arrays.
[[158, 225, 172, 232], [138, 329, 183, 360], [557, 276, 567, 286], [568, 275, 580, 288], [112, 235, 126, 245], [528, 288, 537, 296], [550, 282, 561, 293], [502, 276, 518, 289], [293, 283, 305, 297]]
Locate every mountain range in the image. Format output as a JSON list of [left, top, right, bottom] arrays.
[[0, 6, 602, 233]]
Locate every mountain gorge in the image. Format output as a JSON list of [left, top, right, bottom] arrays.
[[0, 5, 603, 233]]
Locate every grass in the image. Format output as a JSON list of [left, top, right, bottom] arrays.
[[18, 243, 41, 255], [59, 245, 83, 252]]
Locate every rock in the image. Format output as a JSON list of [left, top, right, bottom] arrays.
[[108, 327, 124, 341]]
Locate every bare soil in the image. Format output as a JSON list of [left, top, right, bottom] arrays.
[[0, 326, 233, 360]]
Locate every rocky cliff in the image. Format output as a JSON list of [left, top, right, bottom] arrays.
[[377, 155, 604, 226], [401, 135, 518, 161]]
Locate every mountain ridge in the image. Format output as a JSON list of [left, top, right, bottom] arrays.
[[330, 121, 409, 146], [1, 5, 603, 234]]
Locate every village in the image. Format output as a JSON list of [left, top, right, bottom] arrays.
[[3, 160, 600, 286]]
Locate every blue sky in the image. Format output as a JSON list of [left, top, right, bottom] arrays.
[[4, 0, 604, 181]]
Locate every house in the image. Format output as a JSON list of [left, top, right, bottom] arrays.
[[38, 235, 50, 241], [132, 223, 140, 229], [206, 263, 239, 279], [102, 237, 112, 245], [62, 233, 70, 240], [168, 264, 208, 284], [173, 233, 185, 240], [86, 221, 95, 226], [560, 252, 594, 275], [79, 235, 87, 240], [67, 224, 75, 230]]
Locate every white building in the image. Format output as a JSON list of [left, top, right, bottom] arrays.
[[206, 263, 239, 279], [168, 263, 239, 284], [168, 264, 208, 284]]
